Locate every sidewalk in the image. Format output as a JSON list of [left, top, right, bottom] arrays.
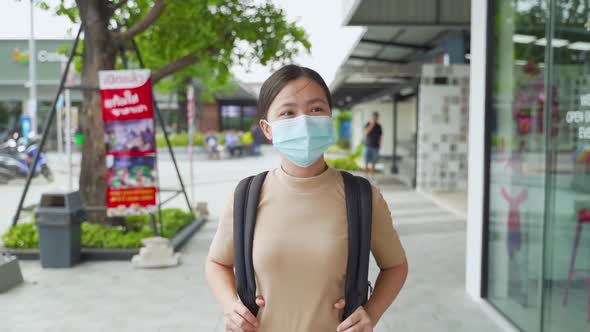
[[0, 149, 502, 331]]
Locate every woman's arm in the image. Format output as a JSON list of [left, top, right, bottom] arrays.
[[335, 260, 408, 332], [206, 258, 265, 331], [364, 259, 409, 326], [205, 258, 238, 311]]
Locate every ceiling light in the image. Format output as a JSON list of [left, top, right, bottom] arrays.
[[569, 41, 590, 51], [513, 34, 536, 44], [535, 38, 569, 47], [400, 87, 414, 96]]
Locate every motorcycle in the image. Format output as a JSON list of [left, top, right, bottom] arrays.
[[0, 137, 54, 183]]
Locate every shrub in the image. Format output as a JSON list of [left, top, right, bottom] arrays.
[[1, 222, 38, 249], [325, 143, 365, 171], [337, 139, 351, 150], [241, 132, 254, 145], [335, 111, 352, 122], [156, 133, 206, 147], [326, 157, 361, 171], [326, 145, 340, 154], [193, 134, 205, 146], [1, 209, 195, 249]]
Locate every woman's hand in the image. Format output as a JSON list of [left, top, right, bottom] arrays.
[[334, 299, 373, 332], [224, 296, 265, 332]]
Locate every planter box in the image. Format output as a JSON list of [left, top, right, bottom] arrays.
[[0, 255, 24, 293], [1, 216, 207, 261]]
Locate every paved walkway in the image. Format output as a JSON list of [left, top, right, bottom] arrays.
[[1, 148, 502, 331]]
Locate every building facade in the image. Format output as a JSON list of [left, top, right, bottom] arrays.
[[337, 0, 590, 331], [0, 39, 257, 146]]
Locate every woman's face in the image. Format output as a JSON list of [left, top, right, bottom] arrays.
[[260, 77, 331, 140]]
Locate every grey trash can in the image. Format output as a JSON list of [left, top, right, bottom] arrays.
[[35, 192, 86, 268]]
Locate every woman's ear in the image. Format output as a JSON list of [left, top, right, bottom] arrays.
[[259, 119, 273, 141]]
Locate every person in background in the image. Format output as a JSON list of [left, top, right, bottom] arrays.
[[364, 112, 382, 181], [250, 123, 265, 156], [205, 130, 220, 160], [225, 129, 242, 157]]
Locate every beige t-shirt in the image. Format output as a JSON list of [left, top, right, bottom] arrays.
[[208, 167, 406, 331]]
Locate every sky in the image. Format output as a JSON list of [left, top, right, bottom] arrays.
[[0, 0, 363, 85]]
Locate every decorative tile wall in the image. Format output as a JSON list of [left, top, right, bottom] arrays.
[[417, 64, 470, 192]]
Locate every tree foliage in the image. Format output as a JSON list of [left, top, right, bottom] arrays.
[[34, 0, 310, 93]]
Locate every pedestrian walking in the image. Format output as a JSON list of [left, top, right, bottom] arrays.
[[363, 112, 382, 181], [206, 65, 408, 332]]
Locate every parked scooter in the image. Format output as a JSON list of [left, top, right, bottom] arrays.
[[0, 135, 54, 183]]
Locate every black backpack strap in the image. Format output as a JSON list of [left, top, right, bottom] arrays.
[[233, 171, 268, 317], [341, 171, 373, 320]]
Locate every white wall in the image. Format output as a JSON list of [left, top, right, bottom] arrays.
[[466, 0, 488, 299], [397, 98, 417, 145], [350, 98, 417, 157]]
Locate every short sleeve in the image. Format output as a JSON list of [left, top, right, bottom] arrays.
[[370, 186, 406, 269], [208, 193, 235, 266]]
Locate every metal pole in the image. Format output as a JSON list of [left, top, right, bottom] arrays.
[[56, 94, 63, 154], [413, 86, 420, 188], [187, 84, 195, 204], [131, 38, 193, 212], [65, 88, 72, 191], [28, 0, 37, 136], [12, 25, 83, 226], [392, 94, 398, 174]]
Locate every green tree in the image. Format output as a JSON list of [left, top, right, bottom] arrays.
[[33, 0, 310, 222]]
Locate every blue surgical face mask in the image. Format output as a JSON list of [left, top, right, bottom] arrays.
[[264, 115, 335, 168]]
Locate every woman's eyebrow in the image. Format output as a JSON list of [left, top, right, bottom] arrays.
[[277, 98, 328, 109]]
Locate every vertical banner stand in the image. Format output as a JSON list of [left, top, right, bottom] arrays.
[[12, 26, 195, 234]]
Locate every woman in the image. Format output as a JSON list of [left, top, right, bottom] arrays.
[[206, 65, 408, 332]]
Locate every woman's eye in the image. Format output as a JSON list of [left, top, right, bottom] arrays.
[[311, 107, 324, 113], [279, 110, 294, 117]]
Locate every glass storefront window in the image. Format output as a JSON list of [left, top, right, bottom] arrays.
[[543, 1, 590, 330], [486, 1, 548, 330], [220, 104, 258, 131], [486, 0, 590, 331], [221, 104, 242, 130]]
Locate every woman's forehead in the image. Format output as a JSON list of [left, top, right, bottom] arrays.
[[271, 78, 327, 106]]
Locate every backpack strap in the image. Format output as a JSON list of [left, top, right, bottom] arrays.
[[341, 171, 373, 320], [233, 171, 268, 317]]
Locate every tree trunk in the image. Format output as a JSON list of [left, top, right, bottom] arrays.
[[77, 0, 117, 223], [176, 84, 187, 134]]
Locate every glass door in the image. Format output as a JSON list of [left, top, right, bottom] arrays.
[[485, 1, 550, 330], [542, 1, 590, 331]]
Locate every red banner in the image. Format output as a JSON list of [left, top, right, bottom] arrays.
[[99, 69, 157, 216]]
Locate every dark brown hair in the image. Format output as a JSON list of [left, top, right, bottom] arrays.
[[257, 65, 332, 120]]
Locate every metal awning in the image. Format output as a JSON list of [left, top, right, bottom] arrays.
[[342, 0, 470, 27], [332, 0, 470, 108], [331, 26, 464, 108]]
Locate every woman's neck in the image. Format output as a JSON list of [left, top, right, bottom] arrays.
[[281, 157, 328, 178]]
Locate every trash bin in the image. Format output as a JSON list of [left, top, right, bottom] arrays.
[[35, 192, 86, 268]]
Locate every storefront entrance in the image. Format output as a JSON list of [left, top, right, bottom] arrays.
[[485, 1, 590, 331]]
